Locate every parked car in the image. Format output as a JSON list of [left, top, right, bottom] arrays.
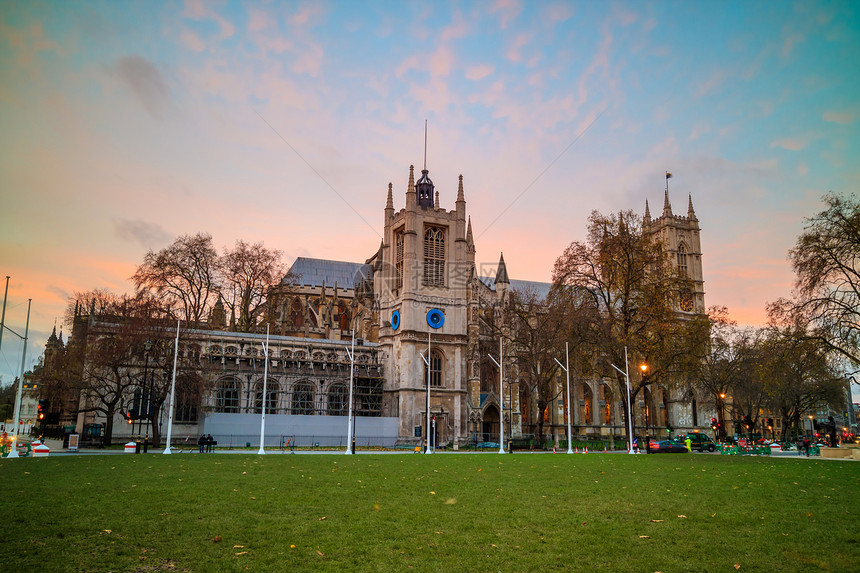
[[679, 433, 717, 452], [647, 440, 689, 453]]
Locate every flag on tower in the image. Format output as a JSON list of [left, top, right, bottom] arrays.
[[666, 172, 673, 179]]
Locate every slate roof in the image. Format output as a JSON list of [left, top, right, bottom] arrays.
[[285, 257, 372, 289], [478, 276, 553, 300]]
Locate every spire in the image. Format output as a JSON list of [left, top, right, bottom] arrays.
[[687, 193, 697, 220], [466, 217, 474, 251], [495, 252, 510, 285], [386, 182, 393, 210], [644, 199, 651, 221], [406, 165, 416, 209], [434, 189, 440, 210], [663, 188, 672, 217], [457, 174, 465, 203], [48, 324, 58, 344]]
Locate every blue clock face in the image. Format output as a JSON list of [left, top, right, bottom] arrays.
[[391, 310, 401, 330], [426, 309, 445, 329]]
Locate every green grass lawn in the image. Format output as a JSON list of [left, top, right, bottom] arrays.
[[1, 453, 858, 572]]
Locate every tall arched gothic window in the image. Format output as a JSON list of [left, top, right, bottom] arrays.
[[216, 379, 240, 413], [327, 384, 348, 416], [292, 381, 315, 415], [424, 349, 443, 387], [395, 228, 405, 289], [677, 244, 688, 277], [423, 226, 445, 287], [254, 381, 279, 414]]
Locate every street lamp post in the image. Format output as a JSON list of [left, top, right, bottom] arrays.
[[610, 346, 646, 455], [554, 341, 574, 454], [163, 320, 180, 454], [257, 324, 270, 455], [487, 338, 505, 454], [345, 321, 357, 455], [419, 333, 433, 454]]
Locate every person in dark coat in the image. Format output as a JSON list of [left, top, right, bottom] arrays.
[[198, 434, 206, 454], [206, 434, 214, 453]]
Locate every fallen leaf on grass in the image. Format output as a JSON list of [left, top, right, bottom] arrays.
[[233, 545, 244, 548], [213, 536, 222, 543], [444, 498, 457, 505], [101, 530, 112, 535], [734, 565, 741, 570], [316, 549, 325, 557], [677, 515, 687, 519], [290, 544, 296, 548], [639, 535, 651, 539], [318, 516, 327, 521], [235, 551, 248, 555], [649, 520, 663, 523]]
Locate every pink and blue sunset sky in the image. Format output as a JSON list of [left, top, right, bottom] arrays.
[[1, 0, 858, 384]]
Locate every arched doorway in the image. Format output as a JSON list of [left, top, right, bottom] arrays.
[[482, 404, 500, 443], [580, 384, 593, 425], [601, 384, 614, 425]]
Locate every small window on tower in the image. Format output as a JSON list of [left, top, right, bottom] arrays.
[[395, 228, 405, 289], [677, 244, 688, 277]]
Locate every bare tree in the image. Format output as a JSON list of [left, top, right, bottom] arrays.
[[780, 192, 860, 367], [218, 240, 286, 332], [132, 233, 219, 325]]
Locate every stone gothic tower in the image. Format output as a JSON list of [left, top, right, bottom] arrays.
[[369, 165, 474, 446], [643, 176, 705, 314]]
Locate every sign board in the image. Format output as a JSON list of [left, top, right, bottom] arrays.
[[68, 434, 79, 452], [414, 425, 421, 438]]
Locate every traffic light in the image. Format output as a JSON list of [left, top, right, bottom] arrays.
[[711, 418, 717, 430], [37, 399, 47, 421], [767, 418, 773, 430], [744, 415, 752, 429]]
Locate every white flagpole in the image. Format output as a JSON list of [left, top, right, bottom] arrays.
[[498, 337, 505, 454], [258, 324, 270, 455], [7, 299, 31, 459], [345, 325, 356, 454], [425, 332, 432, 454], [163, 319, 181, 454], [554, 341, 574, 454]]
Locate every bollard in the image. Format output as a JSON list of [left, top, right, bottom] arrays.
[[124, 441, 137, 454], [32, 444, 50, 457]]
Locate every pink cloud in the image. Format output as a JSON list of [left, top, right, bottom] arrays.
[[544, 4, 574, 23], [290, 4, 327, 27], [181, 28, 205, 52], [429, 46, 454, 77], [395, 55, 420, 78], [290, 42, 324, 77], [822, 110, 856, 125], [490, 0, 523, 30], [182, 0, 235, 39], [506, 34, 530, 63], [465, 65, 494, 81], [247, 8, 272, 32], [770, 137, 807, 151]]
